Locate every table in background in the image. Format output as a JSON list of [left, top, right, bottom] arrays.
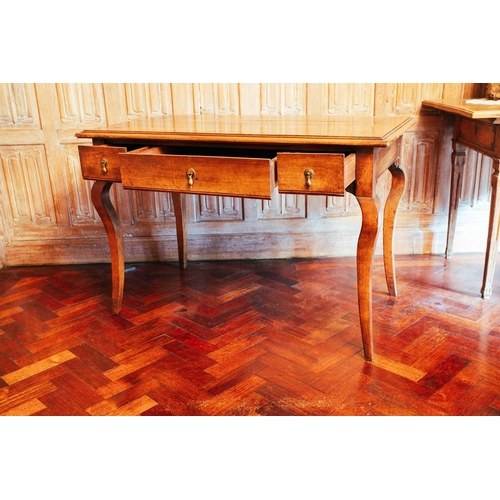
[[76, 114, 414, 361], [423, 99, 500, 298]]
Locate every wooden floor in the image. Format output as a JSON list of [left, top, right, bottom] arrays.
[[1, 253, 500, 416]]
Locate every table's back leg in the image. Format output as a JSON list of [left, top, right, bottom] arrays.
[[91, 181, 124, 314], [446, 141, 466, 258], [383, 163, 405, 296], [172, 193, 188, 269], [354, 194, 380, 362], [481, 158, 500, 299]]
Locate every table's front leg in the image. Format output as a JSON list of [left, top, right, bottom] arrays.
[[91, 181, 124, 314], [383, 163, 405, 296], [355, 194, 380, 361], [445, 140, 466, 258], [481, 158, 500, 299]]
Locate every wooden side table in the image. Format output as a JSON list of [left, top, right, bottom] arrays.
[[76, 114, 414, 361], [422, 99, 500, 298]]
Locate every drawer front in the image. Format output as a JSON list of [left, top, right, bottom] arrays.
[[119, 148, 276, 199], [277, 153, 355, 195], [457, 118, 496, 152], [78, 145, 126, 181]]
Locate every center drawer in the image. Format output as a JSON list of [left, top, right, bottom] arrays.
[[119, 146, 277, 199], [277, 152, 356, 195]]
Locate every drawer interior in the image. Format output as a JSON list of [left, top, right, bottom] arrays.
[[125, 145, 279, 160]]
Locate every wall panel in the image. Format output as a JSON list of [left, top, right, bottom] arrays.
[[0, 83, 40, 129]]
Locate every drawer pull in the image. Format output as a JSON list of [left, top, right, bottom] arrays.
[[100, 158, 108, 175], [304, 168, 314, 189], [186, 168, 196, 187]]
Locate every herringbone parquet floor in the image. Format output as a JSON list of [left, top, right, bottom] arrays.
[[1, 253, 500, 416]]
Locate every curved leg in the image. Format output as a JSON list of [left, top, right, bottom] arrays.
[[445, 141, 466, 258], [91, 181, 124, 314], [481, 159, 500, 299], [172, 193, 188, 269], [383, 163, 405, 296], [355, 194, 380, 362]]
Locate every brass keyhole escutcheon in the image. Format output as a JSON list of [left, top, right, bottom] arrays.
[[100, 158, 108, 175], [186, 168, 196, 187], [304, 168, 314, 189]]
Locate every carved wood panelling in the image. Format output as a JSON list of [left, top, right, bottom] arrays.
[[124, 83, 174, 119], [0, 178, 7, 266], [61, 144, 96, 224], [259, 188, 306, 219], [0, 83, 39, 128], [375, 84, 465, 116], [306, 84, 375, 116], [195, 195, 243, 221], [0, 83, 490, 266], [0, 146, 56, 226], [197, 83, 239, 115], [261, 83, 306, 116], [322, 193, 360, 217], [461, 151, 492, 208], [56, 83, 106, 128], [400, 131, 440, 212], [326, 83, 374, 115], [130, 190, 176, 223], [171, 84, 196, 115]]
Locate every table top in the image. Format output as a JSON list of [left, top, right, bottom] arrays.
[[76, 114, 415, 147], [422, 99, 500, 119]]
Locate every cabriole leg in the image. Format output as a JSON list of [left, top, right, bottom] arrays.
[[91, 181, 124, 314], [383, 163, 405, 296], [355, 194, 380, 362]]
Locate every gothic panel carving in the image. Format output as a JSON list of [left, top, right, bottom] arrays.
[[56, 83, 105, 127], [400, 132, 439, 212], [131, 190, 176, 223], [171, 84, 196, 115], [0, 83, 39, 128], [460, 151, 493, 207], [375, 83, 421, 116], [259, 188, 306, 219], [61, 144, 96, 224], [195, 195, 243, 221], [327, 83, 373, 115], [197, 83, 239, 115], [261, 83, 305, 116], [124, 83, 173, 119], [0, 146, 56, 225], [317, 192, 360, 218]]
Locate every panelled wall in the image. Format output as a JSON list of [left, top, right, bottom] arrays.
[[0, 83, 489, 269]]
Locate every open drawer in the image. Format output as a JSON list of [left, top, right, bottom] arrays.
[[277, 152, 355, 196], [119, 146, 277, 199]]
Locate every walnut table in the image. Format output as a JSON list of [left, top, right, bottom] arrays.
[[422, 99, 500, 298], [76, 114, 414, 361]]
